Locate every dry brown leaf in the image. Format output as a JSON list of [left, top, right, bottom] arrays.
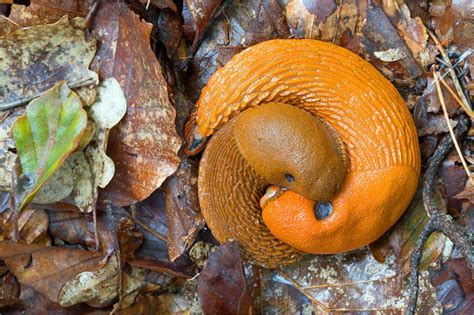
[[0, 15, 20, 36], [430, 258, 474, 312], [426, 75, 461, 115], [302, 0, 337, 22], [432, 0, 474, 75], [5, 0, 181, 207], [119, 293, 189, 315], [182, 0, 223, 52], [2, 208, 50, 244], [286, 0, 360, 41], [198, 241, 254, 315], [93, 1, 181, 206], [127, 258, 192, 279], [0, 109, 18, 192], [162, 155, 204, 261], [138, 0, 177, 11], [7, 1, 91, 26], [0, 16, 97, 110], [131, 191, 169, 262], [47, 210, 95, 247], [0, 272, 20, 308], [0, 241, 101, 303], [58, 253, 144, 309], [157, 8, 184, 59]]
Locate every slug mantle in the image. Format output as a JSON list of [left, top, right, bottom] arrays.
[[185, 39, 421, 268]]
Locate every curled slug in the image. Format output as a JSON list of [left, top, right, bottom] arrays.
[[185, 39, 421, 268]]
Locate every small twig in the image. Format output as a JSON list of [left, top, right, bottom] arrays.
[[408, 117, 473, 315], [93, 205, 100, 251], [308, 14, 315, 39], [85, 0, 99, 29], [433, 70, 473, 185], [427, 29, 472, 109], [277, 271, 329, 312], [439, 77, 474, 119], [127, 205, 168, 242], [407, 214, 474, 314]]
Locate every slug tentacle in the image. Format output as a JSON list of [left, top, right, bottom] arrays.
[[188, 39, 421, 268]]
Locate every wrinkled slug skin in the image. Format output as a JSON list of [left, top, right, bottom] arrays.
[[198, 119, 305, 267], [193, 39, 421, 267]]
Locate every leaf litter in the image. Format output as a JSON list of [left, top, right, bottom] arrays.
[[0, 0, 473, 313]]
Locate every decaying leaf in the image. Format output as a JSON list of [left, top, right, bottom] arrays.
[[0, 16, 97, 110], [59, 218, 146, 310], [47, 210, 94, 247], [3, 1, 181, 206], [162, 155, 204, 262], [30, 78, 126, 212], [92, 1, 181, 207], [0, 271, 20, 308], [430, 258, 474, 313], [58, 253, 145, 308], [132, 190, 170, 262], [2, 207, 50, 244], [11, 81, 88, 211], [182, 0, 223, 52], [0, 241, 101, 304], [198, 241, 254, 315], [374, 47, 408, 62], [273, 249, 439, 313], [86, 77, 126, 189], [138, 0, 177, 11], [0, 15, 20, 36], [32, 159, 75, 205], [0, 110, 17, 191], [302, 0, 337, 22], [6, 1, 92, 26], [432, 0, 474, 74]]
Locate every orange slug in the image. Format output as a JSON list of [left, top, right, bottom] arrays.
[[185, 39, 420, 268]]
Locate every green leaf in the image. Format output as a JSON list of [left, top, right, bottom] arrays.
[[12, 81, 87, 211]]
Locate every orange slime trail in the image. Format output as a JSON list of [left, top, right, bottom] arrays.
[[187, 39, 420, 268]]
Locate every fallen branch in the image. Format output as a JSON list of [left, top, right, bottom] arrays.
[[407, 116, 474, 314]]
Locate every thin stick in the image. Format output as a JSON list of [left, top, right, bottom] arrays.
[[93, 206, 100, 250], [407, 213, 473, 315], [277, 271, 329, 311], [439, 77, 474, 119], [427, 29, 472, 110], [85, 0, 99, 29], [433, 71, 473, 185], [128, 205, 168, 242]]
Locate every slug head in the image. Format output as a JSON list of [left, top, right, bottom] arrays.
[[234, 102, 347, 201]]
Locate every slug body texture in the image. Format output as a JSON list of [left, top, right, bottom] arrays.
[[188, 39, 421, 268]]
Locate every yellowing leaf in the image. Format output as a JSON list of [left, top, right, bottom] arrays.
[[12, 81, 87, 210]]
